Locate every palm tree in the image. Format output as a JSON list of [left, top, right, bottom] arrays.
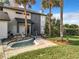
[[42, 0, 53, 37], [59, 0, 64, 40], [15, 0, 35, 36], [42, 0, 60, 37]]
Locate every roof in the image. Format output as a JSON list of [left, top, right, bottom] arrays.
[[2, 5, 47, 16], [0, 11, 10, 21]]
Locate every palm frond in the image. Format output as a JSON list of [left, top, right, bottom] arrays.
[[42, 0, 61, 9], [54, 0, 60, 7], [15, 0, 35, 5]]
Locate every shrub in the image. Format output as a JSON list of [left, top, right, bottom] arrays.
[[64, 28, 79, 36]]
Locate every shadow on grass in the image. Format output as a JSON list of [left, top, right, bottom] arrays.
[[69, 40, 79, 46], [64, 36, 79, 46]]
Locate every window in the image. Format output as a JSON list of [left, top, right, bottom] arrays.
[[0, 0, 10, 4], [0, 0, 10, 10], [0, 2, 3, 10], [4, 0, 10, 4]]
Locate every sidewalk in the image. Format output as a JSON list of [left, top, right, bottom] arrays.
[[4, 38, 57, 58], [0, 45, 3, 59]]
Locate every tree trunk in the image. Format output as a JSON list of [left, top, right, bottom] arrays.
[[60, 0, 64, 41], [48, 1, 52, 37], [24, 4, 28, 36]]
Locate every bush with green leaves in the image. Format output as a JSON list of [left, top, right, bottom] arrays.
[[64, 24, 79, 36], [64, 28, 79, 36], [45, 17, 79, 37], [45, 17, 60, 37]]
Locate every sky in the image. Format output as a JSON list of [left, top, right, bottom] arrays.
[[32, 0, 79, 25]]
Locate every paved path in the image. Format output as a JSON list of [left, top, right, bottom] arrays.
[[0, 45, 7, 59], [3, 38, 57, 58], [0, 45, 3, 59]]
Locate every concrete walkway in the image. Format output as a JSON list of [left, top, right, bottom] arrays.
[[3, 38, 57, 58], [0, 45, 7, 59], [0, 45, 3, 59]]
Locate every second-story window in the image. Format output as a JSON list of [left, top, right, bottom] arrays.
[[0, 2, 3, 11], [2, 0, 10, 6]]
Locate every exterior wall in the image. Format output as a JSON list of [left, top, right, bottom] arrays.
[[3, 7, 46, 35], [40, 15, 46, 34], [31, 13, 40, 35], [0, 21, 8, 39], [3, 8, 25, 35]]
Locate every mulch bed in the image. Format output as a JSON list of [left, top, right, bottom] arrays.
[[53, 40, 70, 45], [47, 38, 70, 45]]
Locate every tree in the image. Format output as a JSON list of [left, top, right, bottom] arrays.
[[45, 17, 61, 37], [15, 0, 35, 36], [51, 18, 60, 37], [64, 24, 79, 36], [59, 0, 64, 40], [0, 0, 3, 2], [45, 16, 49, 35], [70, 24, 79, 29], [64, 24, 70, 28], [42, 0, 60, 37]]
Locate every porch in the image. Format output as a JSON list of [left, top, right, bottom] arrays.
[[15, 18, 34, 36]]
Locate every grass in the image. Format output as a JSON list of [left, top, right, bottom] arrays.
[[64, 35, 79, 39], [9, 36, 79, 59]]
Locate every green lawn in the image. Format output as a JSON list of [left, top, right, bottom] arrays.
[[9, 37, 79, 59], [64, 35, 79, 39]]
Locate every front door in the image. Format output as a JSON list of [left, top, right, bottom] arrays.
[[27, 24, 31, 35]]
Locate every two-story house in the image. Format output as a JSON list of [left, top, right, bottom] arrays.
[[0, 0, 46, 39]]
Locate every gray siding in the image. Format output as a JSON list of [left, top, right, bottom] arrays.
[[31, 13, 40, 35]]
